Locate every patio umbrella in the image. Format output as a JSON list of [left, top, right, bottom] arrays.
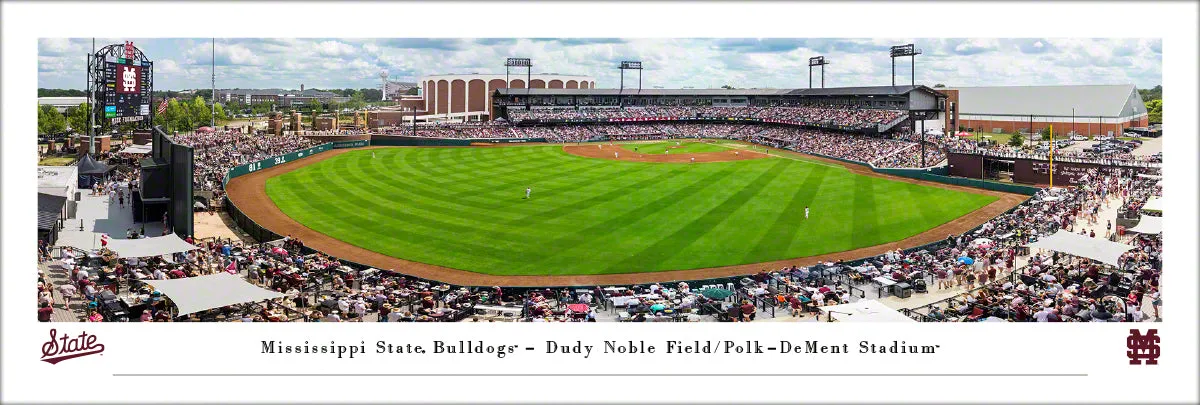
[[700, 288, 734, 300], [193, 201, 206, 209], [972, 238, 994, 249], [957, 257, 975, 265]]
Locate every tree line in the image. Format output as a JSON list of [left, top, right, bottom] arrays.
[[37, 95, 231, 136]]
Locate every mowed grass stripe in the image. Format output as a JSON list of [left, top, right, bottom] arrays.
[[287, 158, 551, 265], [350, 154, 568, 232], [511, 166, 743, 275], [850, 175, 880, 248], [741, 164, 831, 262], [502, 164, 688, 227], [608, 158, 790, 272], [269, 173, 523, 270]]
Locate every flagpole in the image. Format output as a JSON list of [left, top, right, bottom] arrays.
[[1049, 125, 1054, 188]]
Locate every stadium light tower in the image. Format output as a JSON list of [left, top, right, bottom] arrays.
[[889, 44, 922, 87], [505, 57, 532, 108], [618, 61, 643, 108], [808, 56, 829, 89]]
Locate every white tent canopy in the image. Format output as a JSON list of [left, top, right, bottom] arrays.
[[105, 234, 199, 258], [1142, 197, 1163, 213], [142, 273, 286, 316], [1025, 230, 1136, 267], [818, 299, 914, 323], [1127, 215, 1163, 235], [1136, 174, 1162, 180], [120, 144, 153, 154]]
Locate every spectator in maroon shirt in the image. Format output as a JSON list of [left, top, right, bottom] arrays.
[[38, 302, 53, 322], [739, 300, 756, 321]]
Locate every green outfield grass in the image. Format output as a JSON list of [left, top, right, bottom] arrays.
[[265, 146, 997, 276], [620, 141, 730, 154]]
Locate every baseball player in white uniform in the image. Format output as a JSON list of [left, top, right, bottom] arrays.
[[690, 157, 695, 164], [525, 187, 532, 199], [805, 206, 810, 219]]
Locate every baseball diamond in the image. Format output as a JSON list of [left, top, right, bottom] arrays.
[[260, 142, 997, 277]]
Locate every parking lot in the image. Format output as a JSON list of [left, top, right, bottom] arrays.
[[1057, 136, 1161, 156]]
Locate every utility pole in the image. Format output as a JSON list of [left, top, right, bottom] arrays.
[[211, 38, 216, 129]]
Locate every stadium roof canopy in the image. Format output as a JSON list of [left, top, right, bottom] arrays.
[[945, 84, 1147, 118], [37, 193, 67, 232], [105, 234, 199, 258], [1025, 229, 1136, 267], [495, 85, 941, 98], [1127, 215, 1162, 235], [142, 273, 286, 316], [818, 299, 914, 322]]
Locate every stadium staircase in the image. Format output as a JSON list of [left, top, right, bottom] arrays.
[[877, 113, 910, 133]]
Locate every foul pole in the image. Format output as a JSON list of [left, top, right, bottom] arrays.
[[1049, 125, 1054, 188]]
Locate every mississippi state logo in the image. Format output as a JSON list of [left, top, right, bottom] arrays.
[[1127, 329, 1160, 365], [41, 329, 105, 364]]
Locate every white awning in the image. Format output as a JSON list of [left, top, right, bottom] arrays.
[[105, 234, 199, 258], [1127, 215, 1162, 235], [1025, 230, 1136, 267], [818, 299, 914, 323], [1137, 174, 1162, 180], [142, 273, 286, 316], [1142, 197, 1163, 213]]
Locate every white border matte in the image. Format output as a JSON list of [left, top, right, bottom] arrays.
[[4, 2, 1196, 404]]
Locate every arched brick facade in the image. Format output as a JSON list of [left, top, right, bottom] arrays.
[[468, 79, 486, 113], [549, 80, 564, 89], [425, 80, 435, 113], [530, 79, 546, 88], [566, 80, 578, 89], [580, 81, 589, 89], [436, 80, 449, 115], [509, 79, 525, 88], [450, 80, 466, 113]]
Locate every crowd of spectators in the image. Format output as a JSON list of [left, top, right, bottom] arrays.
[[750, 127, 913, 165], [173, 132, 320, 192], [374, 123, 520, 139]]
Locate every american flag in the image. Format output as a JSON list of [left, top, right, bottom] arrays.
[[156, 98, 170, 114]]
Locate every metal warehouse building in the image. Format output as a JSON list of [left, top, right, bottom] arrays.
[[938, 84, 1149, 137]]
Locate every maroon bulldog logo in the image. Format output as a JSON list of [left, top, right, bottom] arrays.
[[41, 329, 105, 364]]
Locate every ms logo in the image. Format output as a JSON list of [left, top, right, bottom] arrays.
[[1127, 329, 1160, 365]]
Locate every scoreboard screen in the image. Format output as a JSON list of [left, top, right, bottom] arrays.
[[103, 60, 152, 124]]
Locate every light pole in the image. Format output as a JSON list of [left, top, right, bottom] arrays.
[[808, 56, 829, 89], [618, 61, 642, 107], [889, 44, 921, 87]]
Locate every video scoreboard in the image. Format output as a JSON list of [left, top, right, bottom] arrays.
[[101, 42, 152, 124]]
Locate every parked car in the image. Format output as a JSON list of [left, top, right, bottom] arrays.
[[1095, 134, 1115, 141], [1123, 131, 1141, 138], [1070, 134, 1089, 141]]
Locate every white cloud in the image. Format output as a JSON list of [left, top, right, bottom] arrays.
[[37, 38, 1162, 91]]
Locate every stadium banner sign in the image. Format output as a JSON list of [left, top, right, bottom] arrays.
[[223, 143, 333, 184], [332, 140, 369, 149]]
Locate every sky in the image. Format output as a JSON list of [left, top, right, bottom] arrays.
[[38, 38, 1162, 91]]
